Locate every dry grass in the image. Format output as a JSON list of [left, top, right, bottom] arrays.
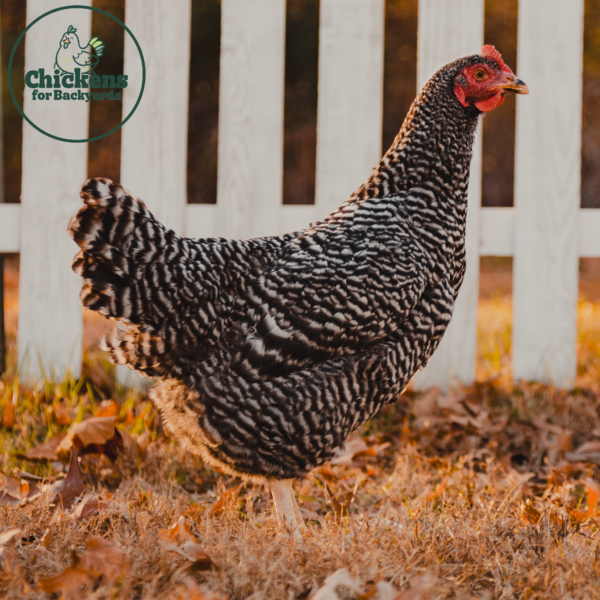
[[2, 258, 600, 599]]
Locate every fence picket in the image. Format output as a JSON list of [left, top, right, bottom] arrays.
[[216, 0, 286, 240], [121, 0, 191, 233], [18, 0, 91, 381], [513, 0, 583, 386], [411, 0, 484, 391], [314, 0, 385, 220]]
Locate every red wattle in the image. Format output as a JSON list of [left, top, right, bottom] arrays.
[[474, 93, 504, 112], [453, 84, 468, 108]]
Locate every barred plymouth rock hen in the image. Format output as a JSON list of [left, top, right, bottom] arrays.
[[68, 46, 527, 539]]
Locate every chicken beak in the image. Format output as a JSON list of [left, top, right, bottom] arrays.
[[495, 74, 529, 95], [63, 37, 70, 46]]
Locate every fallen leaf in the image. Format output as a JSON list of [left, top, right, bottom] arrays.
[[56, 416, 123, 463], [0, 528, 21, 570], [53, 403, 72, 426], [3, 398, 14, 429], [331, 438, 369, 465], [71, 494, 100, 521], [319, 464, 339, 480], [358, 581, 399, 600], [212, 484, 243, 515], [0, 492, 21, 506], [312, 568, 362, 600], [48, 446, 84, 510], [160, 516, 195, 545], [15, 470, 45, 482], [565, 451, 600, 464], [570, 479, 600, 524], [585, 478, 599, 506], [0, 472, 22, 497], [548, 462, 587, 486], [80, 537, 129, 583], [575, 441, 600, 454], [393, 575, 437, 600], [352, 442, 391, 461], [179, 542, 215, 570], [521, 499, 542, 525], [160, 517, 216, 571], [556, 429, 573, 452], [15, 434, 66, 461], [39, 563, 91, 600], [41, 528, 52, 550], [95, 399, 121, 418], [0, 529, 21, 549], [40, 537, 129, 597], [331, 438, 390, 466]]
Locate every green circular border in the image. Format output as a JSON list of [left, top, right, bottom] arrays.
[[8, 5, 145, 143]]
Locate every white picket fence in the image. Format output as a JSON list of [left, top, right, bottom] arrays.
[[0, 0, 596, 390]]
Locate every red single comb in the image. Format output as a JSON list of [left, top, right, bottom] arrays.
[[481, 44, 513, 74]]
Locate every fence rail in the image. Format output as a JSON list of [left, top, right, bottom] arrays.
[[0, 0, 592, 390]]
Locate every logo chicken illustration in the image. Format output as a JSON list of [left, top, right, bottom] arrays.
[[55, 25, 105, 74]]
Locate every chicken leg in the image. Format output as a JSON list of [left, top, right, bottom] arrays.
[[271, 479, 304, 542]]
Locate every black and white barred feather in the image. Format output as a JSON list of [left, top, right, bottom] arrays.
[[68, 55, 486, 480]]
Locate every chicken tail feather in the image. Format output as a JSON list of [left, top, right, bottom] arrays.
[[68, 177, 180, 376]]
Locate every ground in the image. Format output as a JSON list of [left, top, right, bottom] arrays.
[[1, 257, 600, 599]]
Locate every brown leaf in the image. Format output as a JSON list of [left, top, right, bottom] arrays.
[[556, 430, 573, 452], [570, 479, 600, 524], [0, 471, 40, 501], [3, 399, 14, 429], [393, 575, 437, 600], [521, 499, 542, 525], [212, 484, 243, 515], [565, 450, 600, 464], [548, 462, 587, 486], [48, 446, 84, 510], [41, 528, 52, 550], [160, 516, 195, 546], [53, 403, 72, 426], [80, 537, 129, 583], [0, 528, 21, 572], [56, 416, 123, 463], [0, 471, 22, 497], [179, 542, 215, 571], [15, 434, 66, 462], [0, 528, 21, 548], [575, 441, 600, 454], [331, 438, 369, 465], [95, 399, 121, 418], [0, 492, 21, 506], [352, 442, 391, 461], [319, 463, 339, 480], [160, 517, 216, 571], [39, 564, 91, 600], [312, 568, 362, 599], [40, 537, 128, 597], [71, 494, 100, 521], [331, 437, 390, 466]]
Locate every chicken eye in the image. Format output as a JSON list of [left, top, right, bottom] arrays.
[[474, 69, 488, 80]]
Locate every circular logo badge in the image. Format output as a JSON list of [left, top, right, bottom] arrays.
[[8, 5, 145, 143]]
